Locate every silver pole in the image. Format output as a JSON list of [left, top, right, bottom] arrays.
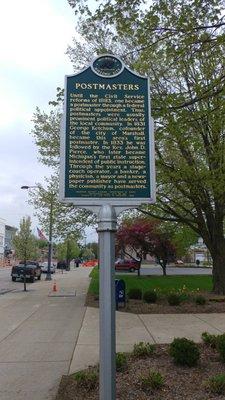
[[97, 204, 117, 400]]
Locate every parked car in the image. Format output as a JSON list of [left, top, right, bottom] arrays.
[[57, 260, 69, 270], [115, 259, 140, 272], [175, 260, 184, 265], [40, 262, 56, 274], [11, 262, 42, 283]]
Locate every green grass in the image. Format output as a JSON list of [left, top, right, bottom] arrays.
[[88, 267, 212, 295]]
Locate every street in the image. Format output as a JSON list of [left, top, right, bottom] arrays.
[[139, 265, 212, 276], [0, 267, 22, 293], [0, 267, 47, 293]]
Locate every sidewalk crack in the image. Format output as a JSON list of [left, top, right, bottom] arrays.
[[193, 314, 224, 333], [137, 314, 157, 344]]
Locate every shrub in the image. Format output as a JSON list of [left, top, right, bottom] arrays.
[[205, 374, 225, 394], [73, 369, 98, 391], [128, 288, 142, 300], [169, 337, 200, 367], [216, 334, 225, 362], [167, 293, 181, 306], [201, 332, 218, 348], [195, 295, 206, 305], [143, 290, 158, 303], [116, 352, 128, 372], [133, 342, 155, 358], [141, 370, 164, 390]]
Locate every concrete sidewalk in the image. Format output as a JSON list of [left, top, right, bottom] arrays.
[[70, 307, 225, 373], [0, 267, 91, 400], [1, 265, 225, 400]]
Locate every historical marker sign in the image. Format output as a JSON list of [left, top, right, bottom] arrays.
[[60, 54, 155, 207]]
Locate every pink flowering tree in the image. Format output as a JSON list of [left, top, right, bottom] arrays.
[[116, 218, 176, 276]]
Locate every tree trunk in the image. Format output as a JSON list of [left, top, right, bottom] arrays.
[[212, 241, 225, 294], [162, 264, 167, 276], [157, 258, 167, 276], [201, 211, 225, 295]]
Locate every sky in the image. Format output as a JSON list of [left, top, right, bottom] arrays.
[[0, 0, 97, 242]]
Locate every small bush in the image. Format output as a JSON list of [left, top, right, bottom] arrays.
[[195, 295, 206, 305], [216, 334, 225, 362], [169, 337, 200, 367], [141, 370, 164, 390], [73, 369, 98, 391], [201, 332, 218, 348], [179, 293, 190, 302], [167, 293, 181, 306], [205, 374, 225, 394], [128, 288, 142, 300], [133, 342, 155, 358], [143, 290, 158, 303], [116, 352, 128, 372]]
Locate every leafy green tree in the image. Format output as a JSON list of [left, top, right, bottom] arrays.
[[86, 242, 98, 259], [36, 239, 48, 250], [81, 247, 95, 261], [31, 98, 95, 237], [56, 235, 80, 266], [28, 175, 94, 241], [171, 225, 198, 259], [65, 0, 225, 293], [139, 211, 198, 258], [13, 217, 37, 262]]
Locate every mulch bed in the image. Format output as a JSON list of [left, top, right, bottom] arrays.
[[86, 292, 225, 314], [55, 343, 225, 399]]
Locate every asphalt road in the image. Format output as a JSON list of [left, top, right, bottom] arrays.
[[0, 268, 19, 293], [118, 265, 212, 276], [0, 268, 47, 293]]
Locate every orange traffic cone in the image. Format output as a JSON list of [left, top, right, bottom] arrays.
[[53, 281, 57, 292]]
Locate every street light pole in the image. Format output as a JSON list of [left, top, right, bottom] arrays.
[[21, 185, 54, 281], [46, 194, 53, 281]]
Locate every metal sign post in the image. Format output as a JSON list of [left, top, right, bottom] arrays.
[[59, 54, 155, 400], [97, 205, 117, 400]]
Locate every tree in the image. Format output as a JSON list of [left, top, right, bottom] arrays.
[[56, 235, 80, 267], [28, 175, 94, 241], [30, 98, 95, 238], [13, 217, 37, 263], [86, 242, 98, 259], [81, 247, 96, 261], [171, 225, 198, 259], [66, 0, 225, 293], [116, 217, 176, 275]]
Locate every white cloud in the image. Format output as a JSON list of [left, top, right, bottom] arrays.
[[0, 0, 77, 231], [0, 0, 75, 73]]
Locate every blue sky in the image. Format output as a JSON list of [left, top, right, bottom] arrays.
[[0, 0, 76, 231]]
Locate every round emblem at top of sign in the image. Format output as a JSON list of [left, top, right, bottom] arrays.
[[92, 55, 123, 77]]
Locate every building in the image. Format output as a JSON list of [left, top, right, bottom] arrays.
[[0, 218, 6, 260], [5, 225, 17, 255], [189, 238, 211, 264]]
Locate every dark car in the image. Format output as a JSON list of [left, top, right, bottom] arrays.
[[11, 262, 42, 283], [57, 260, 69, 270], [115, 259, 140, 272]]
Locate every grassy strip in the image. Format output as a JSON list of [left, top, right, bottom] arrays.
[[88, 267, 212, 295]]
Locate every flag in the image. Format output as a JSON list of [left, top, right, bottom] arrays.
[[37, 227, 48, 241]]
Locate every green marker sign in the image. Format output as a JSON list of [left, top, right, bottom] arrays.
[[60, 54, 155, 207]]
